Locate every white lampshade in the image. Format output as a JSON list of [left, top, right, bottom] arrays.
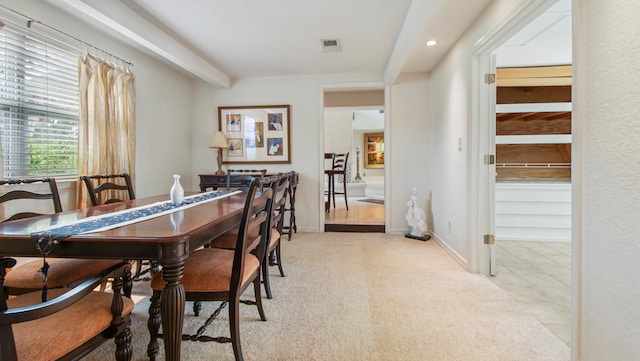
[[209, 131, 229, 149]]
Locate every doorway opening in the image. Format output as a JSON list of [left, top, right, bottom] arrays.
[[478, 0, 573, 346], [324, 108, 385, 232], [321, 87, 385, 233]]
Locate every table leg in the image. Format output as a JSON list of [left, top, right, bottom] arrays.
[[160, 262, 185, 361]]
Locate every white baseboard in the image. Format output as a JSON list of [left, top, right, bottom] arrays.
[[431, 232, 469, 271], [300, 227, 322, 233]]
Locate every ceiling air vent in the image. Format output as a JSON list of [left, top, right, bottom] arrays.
[[321, 39, 341, 52]]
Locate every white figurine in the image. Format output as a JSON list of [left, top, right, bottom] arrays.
[[405, 187, 427, 238]]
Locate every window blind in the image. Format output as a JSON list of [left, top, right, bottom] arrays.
[[0, 18, 79, 179]]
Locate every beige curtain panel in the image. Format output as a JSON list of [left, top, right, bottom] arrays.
[[77, 54, 136, 208]]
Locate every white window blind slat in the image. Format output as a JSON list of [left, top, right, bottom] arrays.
[[0, 17, 79, 178]]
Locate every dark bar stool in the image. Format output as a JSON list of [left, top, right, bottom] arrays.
[[330, 153, 349, 211], [324, 153, 335, 212]]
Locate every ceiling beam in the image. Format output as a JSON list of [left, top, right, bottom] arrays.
[[383, 0, 443, 85], [43, 0, 230, 88]]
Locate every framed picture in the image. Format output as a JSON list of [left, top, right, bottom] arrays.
[[364, 132, 384, 169], [225, 114, 242, 132], [227, 138, 244, 157], [218, 105, 291, 164]]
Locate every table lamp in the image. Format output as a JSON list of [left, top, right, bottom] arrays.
[[209, 131, 229, 175]]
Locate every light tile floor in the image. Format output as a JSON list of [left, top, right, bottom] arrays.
[[491, 240, 571, 346]]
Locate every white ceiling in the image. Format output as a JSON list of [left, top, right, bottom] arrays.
[[496, 0, 571, 67], [43, 0, 570, 88], [123, 0, 415, 79], [44, 0, 493, 87]]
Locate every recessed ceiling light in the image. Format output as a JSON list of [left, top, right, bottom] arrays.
[[426, 40, 437, 47]]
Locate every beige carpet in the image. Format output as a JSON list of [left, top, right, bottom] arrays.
[[85, 232, 570, 361]]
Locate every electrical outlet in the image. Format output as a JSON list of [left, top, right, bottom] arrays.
[[457, 137, 462, 152], [448, 219, 452, 233]]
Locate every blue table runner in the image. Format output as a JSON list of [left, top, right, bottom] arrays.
[[32, 189, 241, 255]]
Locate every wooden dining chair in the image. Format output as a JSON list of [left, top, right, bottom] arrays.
[[281, 171, 298, 241], [192, 174, 273, 318], [0, 178, 126, 297], [0, 258, 134, 361], [208, 174, 284, 298], [0, 178, 62, 222], [147, 177, 273, 361], [79, 173, 136, 206], [197, 174, 260, 263], [262, 174, 289, 299], [79, 173, 156, 280]]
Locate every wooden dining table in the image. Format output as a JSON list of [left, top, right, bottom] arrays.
[[0, 191, 247, 361]]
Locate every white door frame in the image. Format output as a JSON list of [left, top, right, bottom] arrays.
[[470, 0, 560, 275]]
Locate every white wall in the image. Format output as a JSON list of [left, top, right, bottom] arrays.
[[426, 48, 471, 265], [189, 73, 431, 233], [353, 110, 385, 181], [426, 0, 640, 358], [324, 111, 353, 157], [389, 73, 430, 233], [133, 59, 194, 198], [325, 109, 385, 182], [191, 74, 386, 232], [324, 110, 354, 184], [352, 110, 384, 130], [574, 0, 640, 359], [425, 0, 536, 268], [5, 0, 196, 208], [355, 128, 384, 181]]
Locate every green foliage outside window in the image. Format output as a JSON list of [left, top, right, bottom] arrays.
[[28, 141, 77, 176]]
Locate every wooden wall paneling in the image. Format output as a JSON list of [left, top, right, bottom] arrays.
[[496, 65, 572, 87], [556, 143, 571, 163], [497, 65, 571, 79], [497, 86, 571, 104], [496, 144, 570, 164], [496, 113, 571, 135], [495, 66, 572, 181], [496, 144, 571, 181], [496, 167, 571, 180], [498, 78, 571, 87]]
